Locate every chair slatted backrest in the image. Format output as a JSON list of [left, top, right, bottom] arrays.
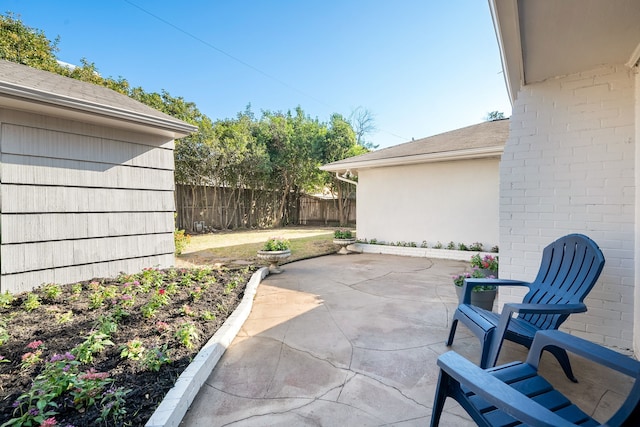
[[519, 234, 605, 330]]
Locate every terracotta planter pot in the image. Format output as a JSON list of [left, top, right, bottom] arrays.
[[257, 249, 291, 274]]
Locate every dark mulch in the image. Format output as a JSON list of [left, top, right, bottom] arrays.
[[0, 265, 257, 426]]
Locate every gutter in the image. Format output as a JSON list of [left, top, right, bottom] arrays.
[[335, 170, 357, 186], [0, 82, 198, 137], [320, 145, 503, 173]]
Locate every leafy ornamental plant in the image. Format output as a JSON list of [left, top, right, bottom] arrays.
[[262, 237, 291, 251], [452, 254, 499, 292], [333, 229, 354, 239]]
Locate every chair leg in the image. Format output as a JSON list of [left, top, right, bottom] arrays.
[[446, 318, 458, 346], [479, 328, 496, 369], [430, 370, 450, 427], [546, 345, 578, 383]]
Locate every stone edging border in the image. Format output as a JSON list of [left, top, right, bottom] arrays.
[[352, 243, 496, 261], [145, 266, 269, 427]]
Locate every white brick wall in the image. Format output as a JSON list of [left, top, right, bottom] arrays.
[[499, 65, 635, 350]]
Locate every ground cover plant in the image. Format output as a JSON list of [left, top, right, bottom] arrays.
[[0, 265, 256, 426]]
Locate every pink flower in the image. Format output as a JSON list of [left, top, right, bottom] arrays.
[[158, 289, 166, 295], [26, 340, 43, 350], [41, 417, 57, 426], [21, 352, 34, 361], [79, 368, 109, 381]]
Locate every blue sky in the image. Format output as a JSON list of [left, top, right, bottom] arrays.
[[5, 0, 511, 148]]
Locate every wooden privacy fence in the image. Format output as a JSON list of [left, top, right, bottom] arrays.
[[175, 185, 356, 232]]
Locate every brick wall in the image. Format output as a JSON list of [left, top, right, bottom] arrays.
[[499, 65, 635, 350]]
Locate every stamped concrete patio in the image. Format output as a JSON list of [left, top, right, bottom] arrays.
[[181, 253, 633, 426]]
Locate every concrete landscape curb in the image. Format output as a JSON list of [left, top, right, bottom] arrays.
[[353, 243, 496, 261], [145, 267, 269, 427]]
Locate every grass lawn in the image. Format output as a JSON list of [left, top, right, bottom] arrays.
[[177, 226, 346, 267]]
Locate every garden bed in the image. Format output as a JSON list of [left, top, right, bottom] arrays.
[[0, 266, 256, 426]]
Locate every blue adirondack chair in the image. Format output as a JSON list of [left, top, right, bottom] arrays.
[[446, 234, 605, 382], [431, 330, 640, 427]]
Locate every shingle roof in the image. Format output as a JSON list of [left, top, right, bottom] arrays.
[[322, 118, 509, 171], [0, 60, 197, 136]]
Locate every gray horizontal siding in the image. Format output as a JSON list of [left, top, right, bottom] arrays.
[[1, 233, 174, 274], [2, 154, 174, 190], [1, 254, 175, 293], [2, 186, 174, 213], [2, 212, 173, 244], [1, 109, 178, 293]]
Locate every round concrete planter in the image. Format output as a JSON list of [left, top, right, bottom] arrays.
[[257, 249, 291, 273], [454, 286, 497, 311], [333, 238, 356, 254]]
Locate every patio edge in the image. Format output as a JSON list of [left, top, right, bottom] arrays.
[[145, 266, 269, 427]]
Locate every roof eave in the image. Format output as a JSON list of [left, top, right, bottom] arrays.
[[488, 0, 522, 105], [0, 81, 198, 138], [320, 146, 504, 174]]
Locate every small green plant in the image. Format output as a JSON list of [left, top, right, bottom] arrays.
[[491, 245, 499, 253], [446, 241, 456, 250], [434, 241, 443, 249], [469, 242, 484, 251], [120, 339, 146, 361], [42, 283, 62, 300], [143, 344, 171, 372], [0, 317, 9, 346], [56, 310, 74, 324], [201, 311, 216, 321], [89, 286, 105, 309], [180, 304, 195, 317], [20, 341, 45, 370], [175, 322, 199, 349], [0, 290, 15, 308], [95, 315, 118, 336], [72, 332, 114, 364], [22, 293, 41, 312], [457, 242, 468, 251], [262, 237, 291, 251], [420, 240, 429, 248], [334, 229, 354, 239]]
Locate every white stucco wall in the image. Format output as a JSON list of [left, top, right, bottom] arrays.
[[356, 158, 500, 250], [500, 65, 635, 351], [0, 108, 177, 292]]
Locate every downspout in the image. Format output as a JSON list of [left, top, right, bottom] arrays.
[[335, 170, 357, 186]]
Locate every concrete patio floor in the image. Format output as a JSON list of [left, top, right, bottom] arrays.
[[180, 253, 633, 426]]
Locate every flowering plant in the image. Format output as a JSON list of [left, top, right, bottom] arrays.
[[452, 254, 499, 291], [262, 237, 291, 251], [334, 229, 354, 239], [470, 254, 499, 272]]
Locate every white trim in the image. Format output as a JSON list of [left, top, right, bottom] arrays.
[[0, 82, 197, 137], [488, 0, 522, 104], [320, 145, 503, 173]]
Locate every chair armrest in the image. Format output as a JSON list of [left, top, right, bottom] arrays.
[[459, 279, 529, 304], [485, 303, 587, 368], [502, 303, 587, 316], [437, 351, 577, 427], [527, 330, 640, 377]]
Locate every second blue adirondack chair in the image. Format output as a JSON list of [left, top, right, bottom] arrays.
[[446, 233, 605, 382]]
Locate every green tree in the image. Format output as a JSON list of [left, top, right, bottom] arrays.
[[485, 111, 505, 121], [0, 12, 60, 71], [322, 114, 366, 225]]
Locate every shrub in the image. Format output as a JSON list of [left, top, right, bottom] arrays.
[[174, 229, 190, 255]]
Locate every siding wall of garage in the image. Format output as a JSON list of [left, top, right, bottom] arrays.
[[0, 108, 177, 292]]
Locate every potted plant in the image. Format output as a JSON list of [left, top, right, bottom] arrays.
[[333, 229, 356, 254], [453, 254, 498, 310], [257, 237, 291, 273]]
